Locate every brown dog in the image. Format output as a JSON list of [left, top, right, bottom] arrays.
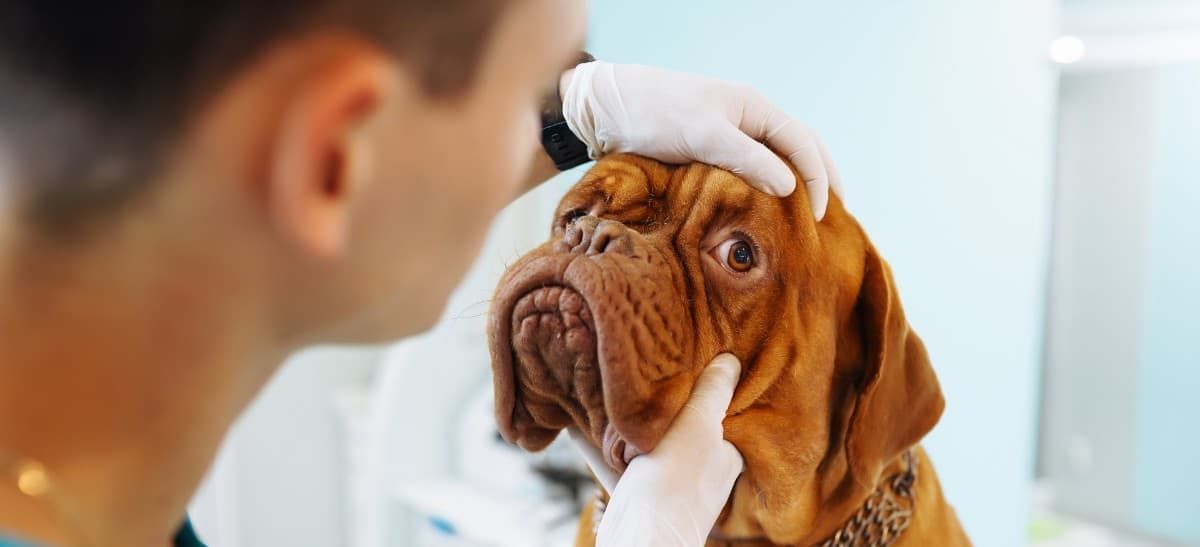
[[489, 154, 969, 546]]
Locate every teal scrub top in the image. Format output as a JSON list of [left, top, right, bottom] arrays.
[[0, 518, 205, 547]]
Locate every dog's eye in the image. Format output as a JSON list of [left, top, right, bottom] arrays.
[[728, 242, 754, 271], [718, 239, 755, 272], [562, 209, 589, 226]]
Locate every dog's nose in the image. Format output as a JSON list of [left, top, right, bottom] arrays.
[[562, 215, 637, 257]]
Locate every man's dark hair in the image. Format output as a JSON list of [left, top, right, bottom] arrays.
[[0, 1, 508, 236]]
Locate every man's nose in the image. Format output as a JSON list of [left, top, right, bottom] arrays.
[[562, 216, 637, 257]]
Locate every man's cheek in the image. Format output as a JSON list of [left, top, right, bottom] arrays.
[[503, 108, 539, 188]]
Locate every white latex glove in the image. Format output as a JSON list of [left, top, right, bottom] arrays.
[[561, 61, 844, 219], [567, 353, 744, 547]]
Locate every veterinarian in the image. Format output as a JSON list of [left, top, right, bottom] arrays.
[[0, 1, 840, 546]]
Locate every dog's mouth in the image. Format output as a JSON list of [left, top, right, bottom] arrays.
[[602, 421, 644, 473], [490, 248, 694, 478], [507, 283, 642, 472]]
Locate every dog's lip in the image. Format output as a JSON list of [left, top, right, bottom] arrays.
[[602, 423, 645, 474], [489, 254, 599, 446], [490, 252, 673, 455]]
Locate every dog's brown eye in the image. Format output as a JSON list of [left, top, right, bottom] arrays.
[[562, 208, 589, 226], [726, 241, 754, 272]]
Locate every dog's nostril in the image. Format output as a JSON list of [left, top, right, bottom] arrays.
[[563, 217, 637, 257], [588, 231, 613, 255], [563, 225, 583, 249], [587, 222, 635, 257], [563, 215, 599, 254]]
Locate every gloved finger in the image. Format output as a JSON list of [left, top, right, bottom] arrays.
[[736, 93, 832, 218], [682, 353, 742, 425], [595, 497, 680, 547], [598, 438, 745, 547], [697, 127, 797, 197], [764, 119, 831, 221], [817, 136, 845, 200], [567, 427, 617, 493], [704, 439, 747, 498]]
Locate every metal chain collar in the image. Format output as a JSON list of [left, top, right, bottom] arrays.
[[589, 449, 919, 547], [819, 450, 919, 547]]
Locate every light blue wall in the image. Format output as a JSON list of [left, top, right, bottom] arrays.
[[1063, 0, 1189, 5], [1133, 62, 1200, 544], [586, 2, 1057, 545]]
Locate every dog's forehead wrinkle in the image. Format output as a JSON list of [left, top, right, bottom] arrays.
[[706, 277, 737, 344]]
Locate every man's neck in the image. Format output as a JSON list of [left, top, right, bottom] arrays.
[[0, 230, 288, 545]]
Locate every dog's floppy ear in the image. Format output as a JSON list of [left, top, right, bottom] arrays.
[[845, 241, 944, 489]]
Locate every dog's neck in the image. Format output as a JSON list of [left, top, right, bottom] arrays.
[[704, 447, 954, 547], [808, 450, 918, 546], [704, 452, 916, 546]]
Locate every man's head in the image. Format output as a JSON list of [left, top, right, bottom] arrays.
[[489, 155, 945, 544], [0, 0, 586, 345]]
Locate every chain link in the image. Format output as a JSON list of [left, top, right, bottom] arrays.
[[818, 450, 918, 547]]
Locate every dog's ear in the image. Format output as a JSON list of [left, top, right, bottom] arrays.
[[845, 241, 944, 489]]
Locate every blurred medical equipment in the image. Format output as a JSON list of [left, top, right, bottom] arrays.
[[355, 336, 593, 547]]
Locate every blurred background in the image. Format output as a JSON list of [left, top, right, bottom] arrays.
[[187, 1, 1199, 546]]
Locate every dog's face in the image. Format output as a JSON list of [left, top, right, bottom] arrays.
[[489, 154, 944, 543]]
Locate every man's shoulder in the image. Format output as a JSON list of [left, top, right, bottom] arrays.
[[174, 519, 207, 547]]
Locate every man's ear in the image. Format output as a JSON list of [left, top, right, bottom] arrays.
[[267, 37, 389, 259], [845, 241, 944, 489]]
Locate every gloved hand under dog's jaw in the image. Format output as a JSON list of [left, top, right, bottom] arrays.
[[568, 353, 745, 547], [560, 61, 843, 219]]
